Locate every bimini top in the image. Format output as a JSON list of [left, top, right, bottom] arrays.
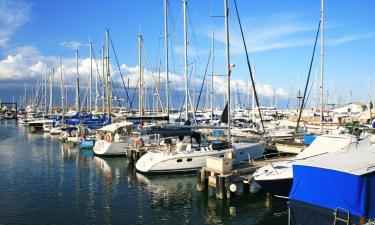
[[290, 139, 375, 219], [98, 121, 133, 133]]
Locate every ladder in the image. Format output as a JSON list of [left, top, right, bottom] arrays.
[[333, 207, 350, 225]]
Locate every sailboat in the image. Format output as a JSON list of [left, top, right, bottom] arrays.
[[92, 121, 134, 155], [136, 0, 265, 174]]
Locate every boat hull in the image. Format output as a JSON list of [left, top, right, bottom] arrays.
[[93, 140, 126, 156], [254, 178, 293, 197], [79, 140, 95, 149]]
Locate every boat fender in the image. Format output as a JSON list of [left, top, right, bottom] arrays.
[[230, 183, 237, 192], [105, 133, 112, 142]]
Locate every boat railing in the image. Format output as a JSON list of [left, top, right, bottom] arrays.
[[249, 152, 284, 163]]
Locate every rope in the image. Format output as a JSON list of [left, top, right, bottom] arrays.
[[295, 20, 321, 132], [233, 0, 265, 133], [109, 34, 131, 109], [194, 50, 211, 115]]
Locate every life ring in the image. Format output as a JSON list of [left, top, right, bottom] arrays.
[[105, 133, 112, 142]]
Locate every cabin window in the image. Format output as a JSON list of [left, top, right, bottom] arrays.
[[239, 151, 244, 154], [187, 158, 192, 162], [219, 154, 224, 158], [177, 159, 183, 163]]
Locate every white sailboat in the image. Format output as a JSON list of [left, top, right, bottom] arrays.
[[136, 137, 265, 173], [93, 121, 133, 156], [136, 0, 265, 174]]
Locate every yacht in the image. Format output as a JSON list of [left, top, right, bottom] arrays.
[[136, 134, 265, 173], [252, 134, 357, 197], [93, 121, 134, 156]]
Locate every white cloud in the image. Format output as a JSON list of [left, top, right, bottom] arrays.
[[209, 13, 375, 54], [210, 13, 317, 54], [0, 0, 31, 47], [0, 44, 287, 100], [327, 32, 375, 46], [59, 41, 85, 49]]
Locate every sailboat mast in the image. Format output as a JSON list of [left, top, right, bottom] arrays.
[[211, 30, 215, 125], [157, 61, 161, 113], [319, 0, 325, 133], [95, 45, 98, 112], [183, 0, 189, 121], [24, 81, 27, 108], [44, 67, 47, 113], [252, 65, 256, 123], [224, 0, 231, 140], [75, 50, 80, 112], [102, 44, 105, 114], [164, 0, 170, 119], [193, 61, 196, 113], [50, 68, 54, 114], [106, 29, 111, 122], [369, 74, 372, 120], [59, 54, 64, 115], [138, 34, 144, 116], [89, 41, 93, 112]]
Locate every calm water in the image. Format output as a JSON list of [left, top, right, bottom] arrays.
[[0, 120, 288, 225]]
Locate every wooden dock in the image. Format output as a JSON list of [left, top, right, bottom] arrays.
[[197, 153, 293, 199]]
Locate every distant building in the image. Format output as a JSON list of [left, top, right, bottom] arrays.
[[331, 102, 367, 123]]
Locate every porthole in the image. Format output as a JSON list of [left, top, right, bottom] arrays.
[[177, 159, 183, 163], [187, 158, 192, 162]]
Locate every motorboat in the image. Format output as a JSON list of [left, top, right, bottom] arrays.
[[136, 132, 265, 173], [252, 134, 357, 197], [4, 110, 15, 119], [28, 119, 54, 132], [50, 127, 63, 135], [93, 121, 134, 156]]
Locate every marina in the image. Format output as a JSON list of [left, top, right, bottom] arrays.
[[0, 0, 375, 224], [0, 120, 288, 225]]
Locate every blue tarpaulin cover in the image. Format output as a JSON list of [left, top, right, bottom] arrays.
[[290, 165, 375, 219]]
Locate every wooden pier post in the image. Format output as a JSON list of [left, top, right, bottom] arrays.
[[243, 180, 250, 195], [216, 175, 225, 199], [196, 169, 207, 192]]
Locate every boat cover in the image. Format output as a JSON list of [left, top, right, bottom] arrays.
[[290, 164, 375, 219]]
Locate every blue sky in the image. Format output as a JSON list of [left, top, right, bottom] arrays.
[[0, 0, 374, 109]]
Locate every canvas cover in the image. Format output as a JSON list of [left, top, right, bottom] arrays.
[[290, 165, 375, 219]]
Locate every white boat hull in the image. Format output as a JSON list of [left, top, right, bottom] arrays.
[[93, 140, 127, 156], [136, 142, 265, 173]]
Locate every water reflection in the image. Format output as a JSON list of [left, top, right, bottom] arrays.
[[0, 123, 288, 225], [60, 142, 78, 160], [93, 156, 124, 185]]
